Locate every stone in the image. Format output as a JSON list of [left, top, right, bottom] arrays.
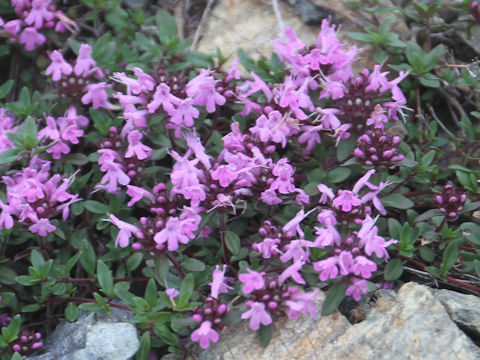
[[194, 290, 351, 360], [288, 0, 333, 24], [433, 288, 480, 339], [197, 0, 409, 73], [26, 305, 140, 360], [189, 283, 480, 360]]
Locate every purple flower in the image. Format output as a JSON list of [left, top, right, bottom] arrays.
[[239, 268, 266, 294], [29, 218, 56, 236], [337, 251, 354, 276], [126, 185, 155, 206], [191, 320, 219, 349], [18, 27, 46, 51], [25, 0, 54, 29], [346, 278, 369, 301], [74, 44, 96, 76], [209, 265, 233, 299], [332, 190, 361, 212], [211, 165, 238, 188], [278, 260, 305, 285], [270, 158, 295, 195], [352, 255, 377, 279], [241, 301, 272, 331], [125, 130, 152, 160], [285, 289, 318, 319], [186, 69, 226, 113], [109, 214, 141, 247], [81, 83, 112, 109], [147, 83, 181, 115], [313, 257, 338, 281], [252, 238, 281, 259], [154, 217, 191, 251], [45, 50, 72, 81]]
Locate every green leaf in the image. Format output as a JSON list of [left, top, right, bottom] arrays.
[[0, 265, 17, 285], [0, 148, 22, 165], [419, 247, 435, 262], [105, 8, 129, 30], [30, 249, 45, 268], [78, 302, 103, 312], [474, 260, 480, 278], [181, 258, 205, 272], [380, 194, 414, 210], [65, 302, 79, 322], [179, 273, 195, 300], [89, 108, 112, 135], [183, 51, 214, 68], [65, 250, 83, 275], [127, 252, 143, 272], [84, 200, 109, 214], [5, 315, 22, 342], [224, 231, 241, 255], [0, 80, 14, 99], [136, 331, 151, 360], [326, 167, 351, 183], [144, 279, 158, 308], [80, 240, 96, 275], [347, 31, 374, 43], [21, 116, 38, 148], [414, 209, 443, 223], [256, 324, 272, 348], [156, 9, 178, 47], [383, 258, 403, 281], [460, 222, 480, 245], [336, 136, 356, 162], [21, 304, 41, 312], [97, 260, 114, 297], [321, 281, 349, 315], [440, 242, 459, 276], [15, 275, 39, 286]]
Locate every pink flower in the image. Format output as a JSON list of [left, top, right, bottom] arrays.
[[165, 288, 180, 301], [108, 214, 141, 247], [252, 238, 281, 259], [285, 289, 318, 319], [167, 98, 199, 136], [29, 218, 56, 236], [25, 0, 54, 29], [191, 321, 219, 349], [126, 185, 155, 206], [211, 165, 238, 188], [3, 20, 22, 36], [209, 264, 233, 299], [74, 44, 96, 76], [147, 83, 181, 115], [270, 158, 295, 194], [352, 255, 377, 279], [18, 27, 46, 51], [81, 83, 112, 109], [0, 200, 14, 230], [346, 278, 369, 301], [278, 260, 305, 285], [125, 130, 152, 160], [241, 301, 272, 331], [186, 69, 225, 113], [154, 217, 190, 251], [239, 268, 266, 294], [313, 257, 338, 281], [332, 190, 361, 212]]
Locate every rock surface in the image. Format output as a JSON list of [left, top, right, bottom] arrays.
[[26, 305, 140, 360], [433, 288, 480, 339], [197, 0, 409, 72], [191, 282, 480, 360]]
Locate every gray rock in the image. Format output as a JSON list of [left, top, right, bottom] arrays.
[[433, 288, 480, 339], [26, 306, 139, 360], [288, 0, 333, 24], [190, 283, 480, 360]]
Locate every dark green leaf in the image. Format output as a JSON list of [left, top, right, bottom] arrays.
[[0, 265, 17, 285], [256, 324, 272, 348], [384, 258, 403, 281], [0, 80, 14, 99], [97, 260, 114, 297], [0, 148, 22, 165], [136, 331, 151, 360], [84, 200, 109, 214], [224, 231, 241, 255], [78, 302, 103, 312], [380, 194, 414, 210], [80, 240, 96, 275], [419, 247, 435, 262], [127, 252, 143, 272], [30, 249, 45, 268], [414, 209, 443, 223], [321, 281, 349, 315], [156, 9, 178, 47], [65, 302, 79, 322], [440, 242, 459, 276], [181, 258, 206, 272], [145, 279, 158, 308], [326, 167, 351, 183], [15, 275, 39, 286]]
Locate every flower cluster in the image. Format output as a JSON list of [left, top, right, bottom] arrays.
[[11, 327, 43, 356], [0, 157, 78, 236], [354, 127, 404, 167], [239, 269, 317, 330], [0, 109, 18, 156], [434, 184, 467, 220], [0, 0, 75, 51], [314, 215, 397, 300]]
